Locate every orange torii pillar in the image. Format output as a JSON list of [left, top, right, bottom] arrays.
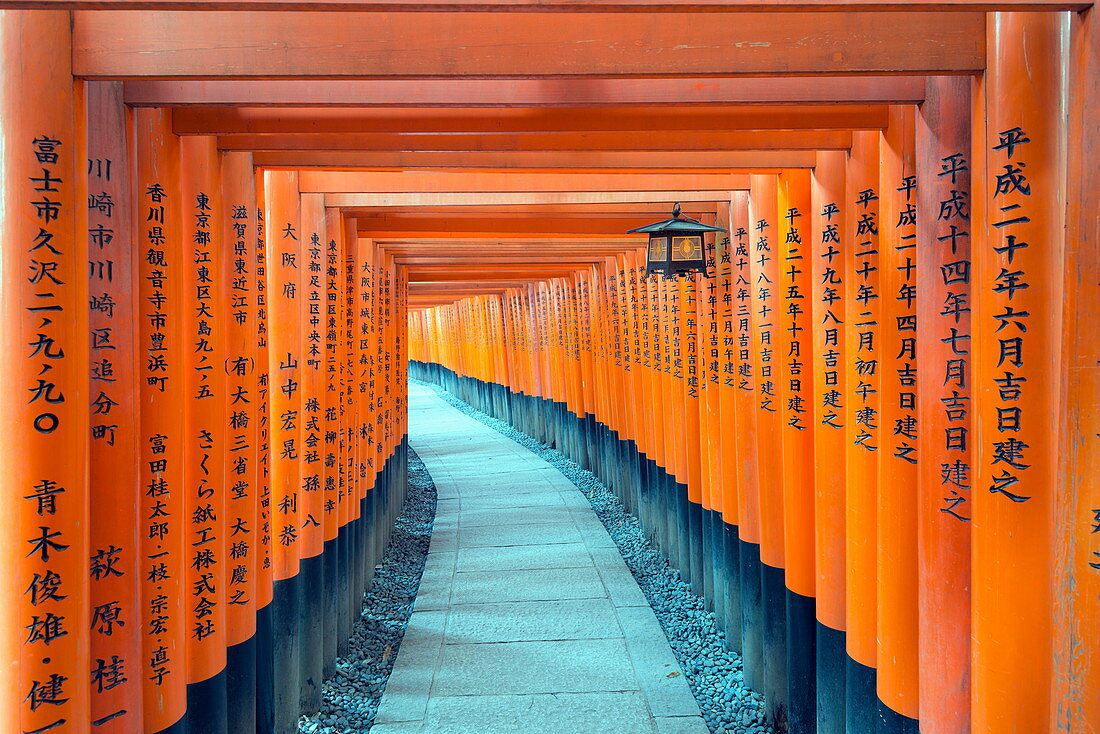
[[253, 175, 276, 733], [749, 173, 788, 731], [264, 170, 303, 734], [220, 150, 261, 734], [713, 202, 744, 651], [134, 107, 188, 734], [298, 193, 328, 715], [180, 134, 229, 734], [86, 81, 144, 733], [1056, 7, 1100, 732], [875, 106, 920, 734], [0, 12, 91, 734], [778, 169, 816, 733], [810, 149, 848, 734], [973, 12, 1066, 733], [731, 190, 766, 693], [844, 130, 882, 732], [321, 207, 344, 677], [916, 76, 973, 734]]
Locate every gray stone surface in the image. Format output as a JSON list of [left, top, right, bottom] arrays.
[[375, 383, 705, 733]]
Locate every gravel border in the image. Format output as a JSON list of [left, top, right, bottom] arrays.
[[413, 378, 774, 734], [298, 447, 437, 734]]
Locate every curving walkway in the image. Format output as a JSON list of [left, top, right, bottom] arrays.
[[372, 383, 708, 734]]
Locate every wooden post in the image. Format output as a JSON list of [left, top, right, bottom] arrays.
[[749, 173, 788, 731], [179, 134, 229, 733], [0, 11, 91, 734], [810, 149, 848, 734], [1054, 7, 1100, 732], [876, 105, 920, 733], [916, 75, 973, 734], [134, 106, 187, 734], [778, 169, 816, 733], [844, 129, 882, 732], [86, 80, 144, 733], [973, 12, 1068, 732], [219, 150, 260, 734], [264, 170, 303, 733]]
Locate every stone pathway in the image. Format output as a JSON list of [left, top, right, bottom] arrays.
[[372, 383, 708, 734]]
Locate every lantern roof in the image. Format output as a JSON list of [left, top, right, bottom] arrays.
[[626, 203, 727, 234]]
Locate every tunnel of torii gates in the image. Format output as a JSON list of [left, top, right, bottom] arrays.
[[0, 3, 1097, 734]]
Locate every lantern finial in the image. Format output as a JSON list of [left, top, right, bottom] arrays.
[[672, 202, 682, 218]]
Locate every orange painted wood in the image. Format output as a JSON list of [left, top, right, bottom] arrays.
[[252, 169, 275, 610], [172, 105, 892, 135], [972, 12, 1067, 731], [875, 105, 919, 719], [777, 169, 815, 599], [915, 74, 972, 733], [129, 78, 925, 107], [327, 192, 730, 207], [18, 0, 1092, 10], [749, 174, 784, 570], [264, 170, 303, 581], [72, 11, 985, 78], [179, 134, 229, 684], [301, 171, 750, 194], [86, 80, 145, 732], [844, 130, 881, 669], [298, 193, 328, 560], [1053, 7, 1100, 732], [809, 150, 847, 634], [730, 191, 761, 547], [134, 106, 188, 734], [221, 130, 850, 152], [219, 150, 261, 645], [0, 12, 91, 734], [251, 150, 817, 170]]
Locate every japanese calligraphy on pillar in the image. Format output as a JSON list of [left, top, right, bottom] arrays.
[[983, 126, 1035, 504], [21, 126, 90, 733], [931, 148, 972, 519], [86, 82, 141, 731]]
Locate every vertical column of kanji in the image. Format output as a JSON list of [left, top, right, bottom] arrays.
[[749, 174, 787, 730], [875, 106, 920, 733], [219, 151, 259, 734], [916, 76, 973, 734], [85, 81, 142, 733], [656, 272, 679, 565], [179, 135, 228, 733], [331, 217, 351, 656], [0, 12, 89, 734], [297, 194, 326, 714], [844, 130, 882, 731], [133, 107, 187, 734], [320, 209, 343, 673], [974, 13, 1067, 732], [714, 200, 743, 650], [809, 150, 847, 734], [624, 253, 649, 528], [1055, 8, 1100, 732], [681, 271, 705, 595], [343, 222, 363, 621], [263, 170, 302, 733], [777, 169, 816, 733], [730, 191, 764, 688], [695, 235, 718, 610], [636, 269, 657, 541], [252, 176, 275, 733]]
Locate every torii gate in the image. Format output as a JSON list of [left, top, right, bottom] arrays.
[[0, 3, 1096, 734]]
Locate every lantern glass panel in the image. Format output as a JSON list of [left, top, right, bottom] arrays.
[[648, 235, 669, 262], [671, 235, 703, 262]]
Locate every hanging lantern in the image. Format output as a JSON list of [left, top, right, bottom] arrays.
[[627, 203, 727, 277]]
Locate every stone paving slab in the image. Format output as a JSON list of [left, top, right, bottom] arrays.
[[375, 383, 707, 733]]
